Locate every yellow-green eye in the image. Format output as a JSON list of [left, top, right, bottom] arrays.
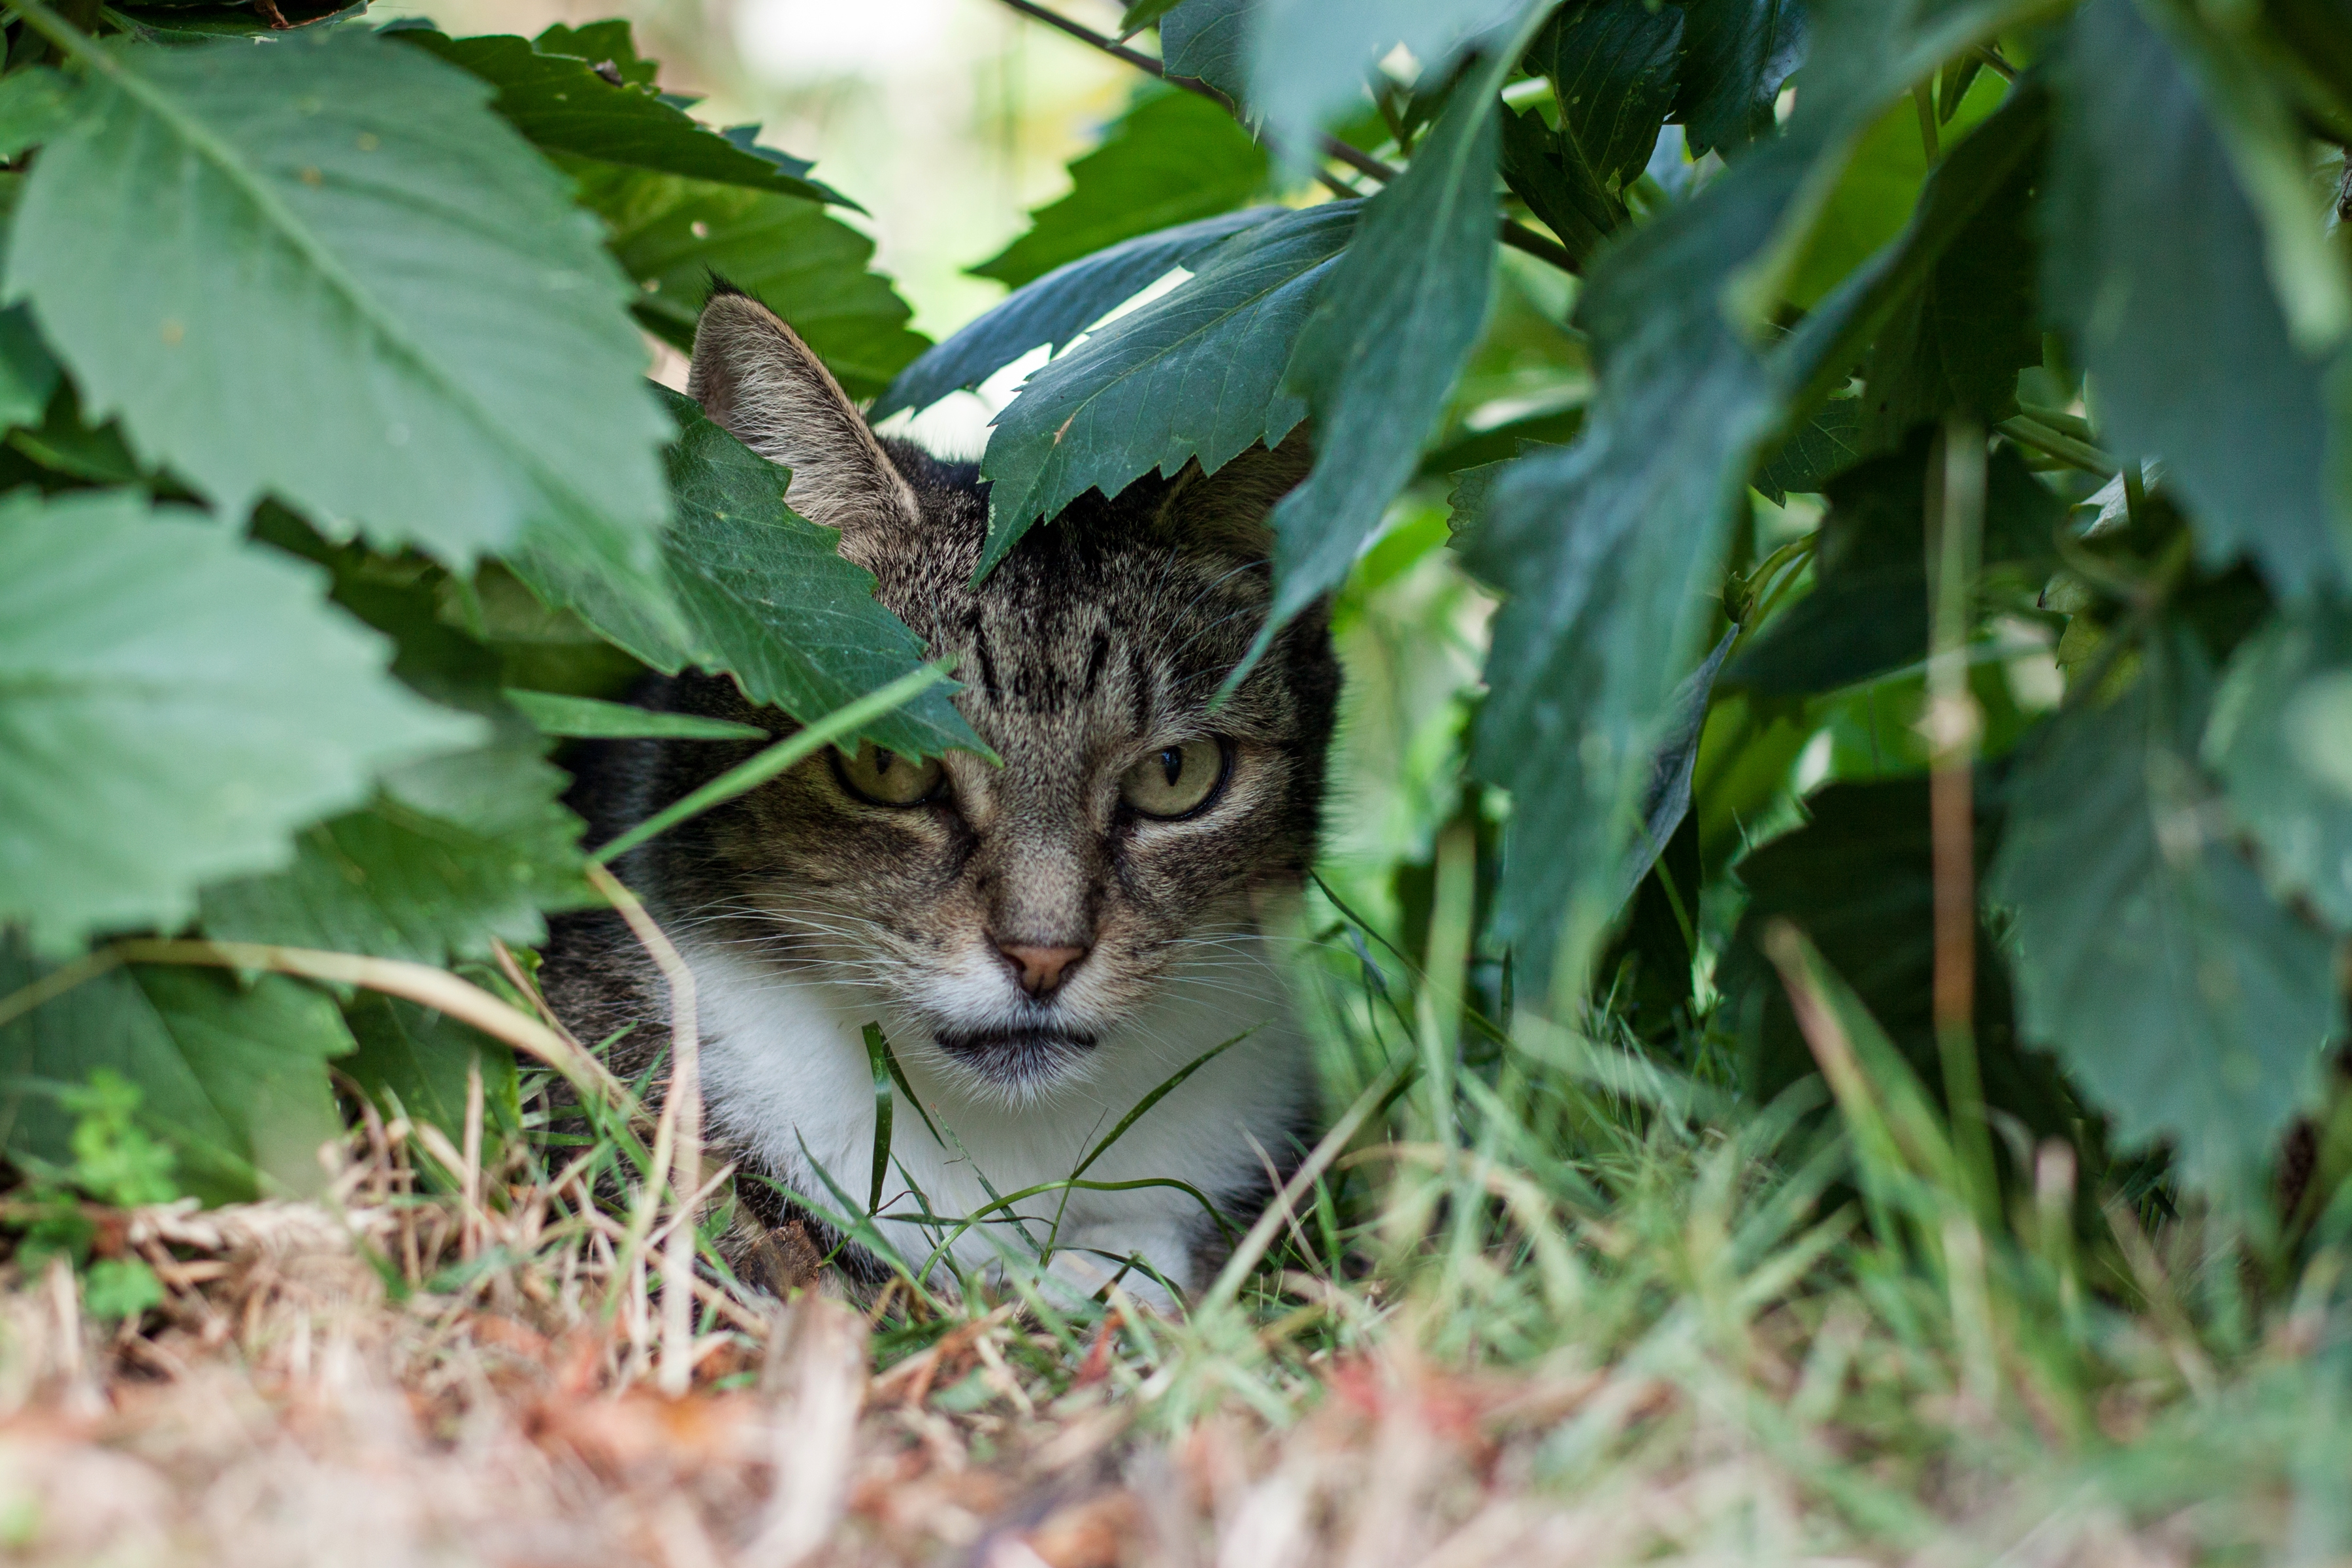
[[833, 741, 945, 806], [1120, 738, 1227, 820]]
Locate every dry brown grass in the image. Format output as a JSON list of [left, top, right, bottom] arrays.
[[0, 1162, 2270, 1568]]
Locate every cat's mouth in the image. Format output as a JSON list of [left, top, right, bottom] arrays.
[[930, 1024, 1099, 1081]]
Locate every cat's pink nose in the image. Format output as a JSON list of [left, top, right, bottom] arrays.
[[996, 942, 1088, 996]]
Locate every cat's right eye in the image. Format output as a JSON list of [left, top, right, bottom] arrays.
[[832, 741, 945, 807]]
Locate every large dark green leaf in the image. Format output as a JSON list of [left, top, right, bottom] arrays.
[[0, 493, 477, 954], [1727, 437, 2062, 695], [876, 208, 1277, 420], [0, 307, 59, 434], [343, 992, 521, 1145], [1499, 105, 1618, 265], [576, 167, 926, 402], [1526, 0, 1684, 191], [1989, 636, 2342, 1192], [2206, 603, 2352, 930], [1467, 0, 2042, 997], [198, 746, 590, 965], [1716, 777, 2080, 1147], [1262, 44, 1517, 639], [7, 28, 670, 570], [977, 203, 1357, 572], [0, 947, 353, 1203], [1672, 0, 1808, 156], [1778, 80, 2052, 419], [0, 66, 73, 161], [1752, 394, 1865, 500], [2046, 0, 2344, 597], [1857, 99, 2041, 444], [1159, 0, 1249, 101], [198, 566, 593, 963], [519, 394, 981, 759], [387, 27, 845, 206], [972, 86, 1268, 291], [1247, 0, 1525, 161]]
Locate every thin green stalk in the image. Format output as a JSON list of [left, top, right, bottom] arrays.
[[1997, 414, 2119, 477], [1926, 417, 1998, 1222], [1416, 819, 1477, 1148], [592, 663, 954, 864], [1198, 1050, 1414, 1314]]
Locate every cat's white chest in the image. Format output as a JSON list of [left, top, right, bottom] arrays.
[[685, 933, 1314, 1303]]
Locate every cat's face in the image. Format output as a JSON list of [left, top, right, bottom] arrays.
[[649, 291, 1338, 1096]]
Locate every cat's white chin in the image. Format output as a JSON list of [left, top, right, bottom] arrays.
[[683, 922, 1315, 1305]]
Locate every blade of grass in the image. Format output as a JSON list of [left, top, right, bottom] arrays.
[[862, 1022, 895, 1216], [591, 662, 955, 865]]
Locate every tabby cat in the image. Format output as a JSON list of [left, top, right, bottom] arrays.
[[540, 287, 1340, 1306]]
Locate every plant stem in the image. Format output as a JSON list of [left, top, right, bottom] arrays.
[[106, 938, 627, 1105], [587, 863, 703, 1399], [1925, 416, 1998, 1222], [988, 0, 1580, 274], [1996, 414, 2118, 478]]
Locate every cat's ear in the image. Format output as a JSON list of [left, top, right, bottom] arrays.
[[1152, 428, 1313, 561], [687, 284, 919, 542]]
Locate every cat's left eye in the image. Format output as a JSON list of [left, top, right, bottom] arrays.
[[833, 741, 945, 806], [1120, 737, 1228, 820]]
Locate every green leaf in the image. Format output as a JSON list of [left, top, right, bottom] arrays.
[[1778, 79, 2053, 417], [0, 306, 60, 434], [157, 538, 591, 965], [2133, 5, 2349, 354], [1779, 69, 2008, 312], [388, 27, 849, 207], [2046, 0, 2345, 597], [876, 208, 1278, 420], [2205, 603, 2352, 930], [531, 20, 657, 87], [1247, 0, 1523, 163], [1752, 394, 1865, 501], [1671, 0, 1808, 157], [1466, 0, 2043, 996], [1727, 437, 2062, 696], [197, 743, 592, 965], [504, 689, 768, 739], [342, 992, 520, 1145], [1499, 105, 1617, 265], [8, 29, 671, 570], [1990, 636, 2342, 1192], [1120, 0, 1187, 34], [0, 946, 354, 1203], [108, 0, 363, 41], [1261, 44, 1518, 643], [1716, 777, 2080, 1148], [1524, 0, 1683, 192], [1852, 115, 2039, 443], [83, 1258, 165, 1322], [971, 86, 1268, 291], [0, 491, 478, 954], [0, 65, 74, 159], [977, 202, 1357, 572], [576, 165, 926, 401], [660, 397, 979, 756], [520, 393, 982, 759], [1159, 0, 1249, 101]]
